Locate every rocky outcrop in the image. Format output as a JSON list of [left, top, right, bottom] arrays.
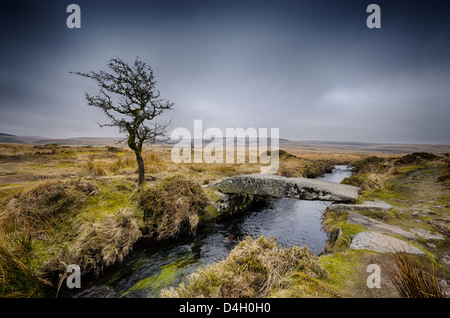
[[428, 218, 450, 234], [409, 228, 445, 241], [346, 212, 417, 240], [209, 174, 360, 202], [350, 231, 425, 254], [328, 200, 392, 212]]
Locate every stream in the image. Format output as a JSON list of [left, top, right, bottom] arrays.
[[71, 165, 352, 298]]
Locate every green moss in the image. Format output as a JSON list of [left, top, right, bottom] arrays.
[[75, 178, 136, 223], [319, 249, 370, 296], [122, 254, 198, 298], [321, 210, 367, 253], [357, 208, 401, 222], [359, 176, 409, 203]]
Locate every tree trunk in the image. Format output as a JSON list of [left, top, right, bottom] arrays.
[[135, 152, 145, 191]]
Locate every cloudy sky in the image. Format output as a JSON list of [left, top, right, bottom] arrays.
[[0, 0, 449, 144]]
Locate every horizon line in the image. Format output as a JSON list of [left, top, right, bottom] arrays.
[[1, 132, 449, 146]]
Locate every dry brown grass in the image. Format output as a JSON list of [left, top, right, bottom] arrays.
[[1, 179, 97, 238], [277, 151, 335, 178], [5, 143, 437, 298], [65, 208, 141, 276], [384, 251, 445, 298], [162, 236, 329, 298], [0, 176, 142, 296], [0, 226, 51, 297], [138, 175, 209, 240]]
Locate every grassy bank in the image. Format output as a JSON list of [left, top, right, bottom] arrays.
[[2, 143, 448, 298], [161, 152, 449, 298], [320, 152, 450, 297], [0, 144, 351, 297]]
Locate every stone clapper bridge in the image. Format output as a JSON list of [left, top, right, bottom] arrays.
[[208, 173, 360, 202], [208, 174, 428, 255]]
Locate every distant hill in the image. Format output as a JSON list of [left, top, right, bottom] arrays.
[[0, 133, 449, 154], [279, 140, 450, 154], [0, 134, 121, 146]]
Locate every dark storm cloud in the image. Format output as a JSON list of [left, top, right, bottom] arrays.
[[0, 0, 449, 143]]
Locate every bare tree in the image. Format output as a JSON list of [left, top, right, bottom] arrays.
[[71, 57, 173, 189]]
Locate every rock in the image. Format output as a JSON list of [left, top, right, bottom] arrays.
[[428, 218, 450, 232], [442, 254, 450, 267], [346, 212, 417, 240], [426, 242, 437, 249], [411, 208, 436, 216], [328, 200, 393, 212], [209, 174, 360, 202], [350, 231, 425, 254], [409, 228, 445, 241]]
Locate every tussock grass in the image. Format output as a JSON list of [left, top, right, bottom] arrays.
[[0, 228, 50, 297], [161, 236, 329, 298], [276, 151, 334, 178], [343, 152, 447, 193], [2, 179, 97, 238], [384, 252, 445, 298], [341, 156, 397, 192], [86, 159, 107, 175], [0, 177, 143, 296], [138, 175, 209, 240], [65, 208, 141, 276], [395, 152, 439, 166], [84, 150, 166, 176]]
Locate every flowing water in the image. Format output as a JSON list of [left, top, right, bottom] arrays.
[[71, 165, 352, 298]]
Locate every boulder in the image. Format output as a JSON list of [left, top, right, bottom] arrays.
[[350, 231, 425, 254], [328, 200, 392, 212], [209, 174, 360, 202], [346, 212, 417, 240], [410, 228, 446, 241]]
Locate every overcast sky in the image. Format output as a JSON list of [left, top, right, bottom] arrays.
[[0, 0, 449, 144]]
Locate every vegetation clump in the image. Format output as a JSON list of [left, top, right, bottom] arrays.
[[277, 150, 334, 178], [341, 174, 384, 191], [395, 152, 439, 166], [60, 208, 141, 276], [350, 156, 388, 174], [0, 179, 98, 297], [385, 252, 445, 298], [437, 159, 450, 185], [0, 229, 50, 297], [341, 156, 394, 191], [0, 177, 143, 297], [138, 175, 209, 240], [2, 179, 97, 238], [161, 236, 330, 298]]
